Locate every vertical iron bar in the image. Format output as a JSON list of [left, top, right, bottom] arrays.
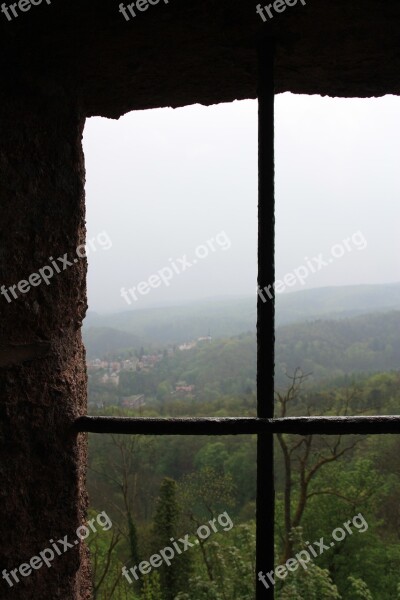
[[257, 37, 275, 600]]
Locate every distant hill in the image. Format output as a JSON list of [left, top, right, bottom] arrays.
[[276, 282, 400, 326], [84, 327, 143, 359], [84, 283, 400, 357], [84, 297, 256, 352]]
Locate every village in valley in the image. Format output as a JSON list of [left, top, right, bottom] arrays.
[[87, 335, 212, 409]]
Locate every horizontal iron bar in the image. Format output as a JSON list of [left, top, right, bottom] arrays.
[[74, 415, 400, 436], [273, 416, 400, 435]]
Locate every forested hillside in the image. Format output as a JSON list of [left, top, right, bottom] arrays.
[[88, 332, 257, 416], [88, 370, 400, 600], [84, 283, 400, 358], [87, 311, 400, 403], [86, 289, 400, 600], [276, 310, 400, 384], [84, 296, 256, 351]]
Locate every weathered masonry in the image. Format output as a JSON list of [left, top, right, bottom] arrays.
[[1, 1, 399, 598]]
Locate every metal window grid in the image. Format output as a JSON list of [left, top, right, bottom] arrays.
[[74, 39, 400, 600]]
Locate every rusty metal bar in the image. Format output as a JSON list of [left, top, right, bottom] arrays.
[[257, 35, 276, 600], [75, 416, 261, 435], [75, 415, 400, 435], [273, 416, 400, 435]]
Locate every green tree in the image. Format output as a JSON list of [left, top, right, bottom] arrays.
[[194, 442, 229, 474], [175, 522, 256, 600], [142, 572, 163, 600], [275, 370, 364, 561], [277, 529, 341, 600], [347, 577, 373, 600], [152, 478, 192, 600]]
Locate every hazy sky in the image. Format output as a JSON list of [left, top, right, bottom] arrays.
[[83, 94, 400, 313]]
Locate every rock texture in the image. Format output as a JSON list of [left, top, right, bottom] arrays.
[[0, 90, 90, 598], [1, 0, 400, 119]]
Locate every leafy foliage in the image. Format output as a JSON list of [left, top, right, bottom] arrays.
[[86, 308, 400, 600]]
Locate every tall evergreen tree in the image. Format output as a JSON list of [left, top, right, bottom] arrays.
[[142, 572, 163, 600], [152, 477, 192, 600], [128, 512, 140, 566]]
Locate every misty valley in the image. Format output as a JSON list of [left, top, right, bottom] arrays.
[[85, 284, 400, 599]]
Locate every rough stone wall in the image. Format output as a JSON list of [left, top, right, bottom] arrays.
[[0, 85, 90, 599], [1, 0, 399, 119]]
